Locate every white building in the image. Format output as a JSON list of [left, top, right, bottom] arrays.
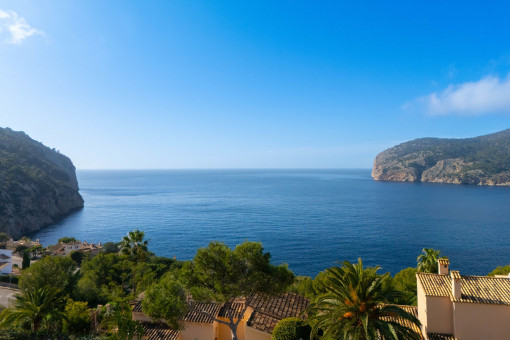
[[0, 249, 13, 275]]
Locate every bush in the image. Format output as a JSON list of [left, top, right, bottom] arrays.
[[488, 265, 510, 277], [58, 237, 77, 244], [70, 251, 84, 266], [64, 299, 91, 335], [272, 317, 311, 340]]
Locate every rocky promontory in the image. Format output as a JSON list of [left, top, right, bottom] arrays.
[[0, 127, 84, 238], [372, 129, 510, 186]]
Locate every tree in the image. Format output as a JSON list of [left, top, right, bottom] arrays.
[[0, 287, 68, 332], [70, 251, 85, 266], [19, 256, 78, 295], [272, 317, 311, 340], [488, 265, 510, 277], [0, 232, 9, 243], [392, 267, 418, 305], [181, 241, 293, 340], [63, 299, 91, 335], [102, 242, 119, 254], [306, 259, 421, 340], [101, 301, 144, 340], [58, 237, 77, 244], [120, 230, 149, 295], [417, 248, 444, 273], [142, 273, 188, 330], [22, 251, 30, 270], [74, 253, 132, 305]]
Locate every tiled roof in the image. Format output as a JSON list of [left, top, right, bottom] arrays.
[[184, 302, 221, 323], [246, 292, 309, 334], [218, 302, 245, 319], [380, 305, 422, 338], [438, 258, 450, 265], [140, 322, 179, 340], [246, 311, 280, 334], [427, 333, 456, 340], [248, 292, 309, 319], [417, 272, 510, 305], [132, 300, 143, 312]]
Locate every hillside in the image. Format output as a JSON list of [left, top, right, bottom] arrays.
[[0, 127, 84, 238], [372, 129, 510, 186]]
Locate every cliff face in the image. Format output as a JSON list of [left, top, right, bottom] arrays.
[[372, 129, 510, 186], [0, 127, 84, 238]]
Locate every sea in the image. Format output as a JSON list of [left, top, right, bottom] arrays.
[[32, 169, 510, 277]]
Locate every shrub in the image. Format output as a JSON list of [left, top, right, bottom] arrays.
[[272, 317, 311, 340]]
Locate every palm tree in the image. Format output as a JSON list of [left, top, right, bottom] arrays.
[[417, 248, 442, 273], [0, 287, 68, 332], [120, 229, 149, 294], [306, 259, 422, 340]]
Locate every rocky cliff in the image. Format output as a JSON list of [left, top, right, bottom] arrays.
[[0, 127, 84, 238], [372, 129, 510, 186]]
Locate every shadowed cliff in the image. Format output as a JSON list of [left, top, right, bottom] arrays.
[[0, 127, 84, 237]]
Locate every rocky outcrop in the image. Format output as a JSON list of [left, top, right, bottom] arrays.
[[372, 129, 510, 186], [0, 127, 84, 238]]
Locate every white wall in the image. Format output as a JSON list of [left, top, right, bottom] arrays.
[[453, 302, 510, 340], [0, 249, 13, 275]]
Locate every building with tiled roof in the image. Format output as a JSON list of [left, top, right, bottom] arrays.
[[140, 322, 179, 340], [131, 292, 308, 340], [417, 258, 510, 340], [245, 292, 309, 338]]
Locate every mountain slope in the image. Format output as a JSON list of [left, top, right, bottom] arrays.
[[0, 127, 84, 237], [372, 129, 510, 186]]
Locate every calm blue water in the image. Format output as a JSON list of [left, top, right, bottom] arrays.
[[32, 169, 510, 277]]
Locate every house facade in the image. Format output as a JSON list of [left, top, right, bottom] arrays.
[[417, 259, 510, 340], [132, 292, 309, 340], [0, 249, 13, 275]]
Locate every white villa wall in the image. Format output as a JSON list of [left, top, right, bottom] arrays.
[[453, 302, 510, 340], [424, 295, 453, 335], [0, 249, 13, 275]]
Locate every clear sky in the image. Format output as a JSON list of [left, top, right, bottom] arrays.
[[1, 1, 510, 169]]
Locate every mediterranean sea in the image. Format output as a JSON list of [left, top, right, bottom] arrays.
[[32, 169, 510, 277]]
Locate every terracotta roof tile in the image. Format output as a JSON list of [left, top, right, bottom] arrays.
[[140, 322, 179, 340], [246, 311, 280, 334], [438, 259, 450, 265], [184, 302, 220, 323], [248, 292, 309, 319], [417, 272, 510, 305], [380, 305, 422, 337], [218, 302, 245, 319], [246, 292, 309, 334]]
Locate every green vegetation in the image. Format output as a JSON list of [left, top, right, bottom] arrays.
[[0, 127, 83, 238], [417, 248, 446, 273], [306, 259, 421, 340], [373, 129, 510, 185], [0, 287, 68, 332], [57, 237, 77, 244], [0, 231, 446, 339], [488, 265, 510, 277], [21, 252, 30, 270], [272, 317, 311, 340], [143, 241, 295, 340]]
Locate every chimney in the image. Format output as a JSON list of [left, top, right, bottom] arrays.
[[438, 258, 450, 275], [450, 270, 461, 299]]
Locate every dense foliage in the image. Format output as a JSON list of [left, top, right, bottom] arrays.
[[306, 259, 422, 340], [271, 317, 311, 340]]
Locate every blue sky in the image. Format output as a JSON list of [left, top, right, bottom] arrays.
[[1, 1, 510, 169]]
